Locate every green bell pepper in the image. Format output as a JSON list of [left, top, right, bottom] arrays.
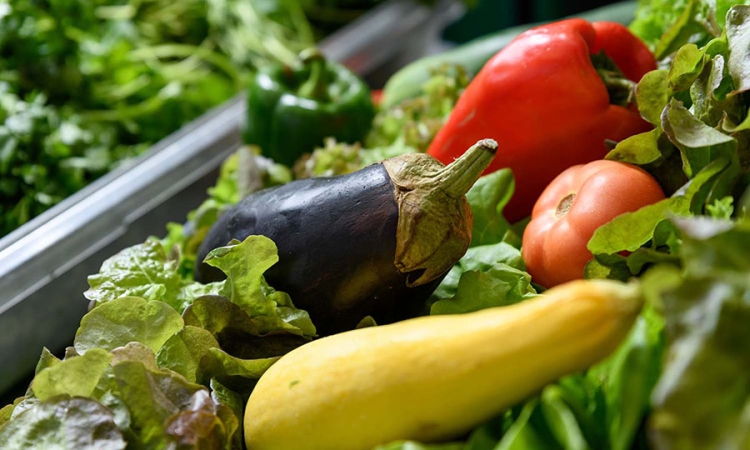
[[243, 49, 375, 167]]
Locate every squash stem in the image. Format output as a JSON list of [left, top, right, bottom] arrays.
[[434, 139, 498, 199]]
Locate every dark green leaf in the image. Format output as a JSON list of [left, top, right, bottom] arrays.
[[111, 360, 208, 448], [374, 442, 465, 450], [210, 378, 244, 449], [539, 386, 589, 450], [199, 348, 278, 397], [182, 295, 310, 360], [493, 401, 558, 450], [654, 0, 719, 60], [584, 254, 632, 282], [690, 54, 742, 126], [596, 308, 665, 450]]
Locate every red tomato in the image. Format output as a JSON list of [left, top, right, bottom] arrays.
[[521, 160, 666, 288]]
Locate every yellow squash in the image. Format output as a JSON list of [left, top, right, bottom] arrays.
[[243, 279, 643, 450]]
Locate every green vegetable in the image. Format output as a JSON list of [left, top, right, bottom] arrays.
[[0, 0, 317, 237], [428, 168, 536, 314], [589, 4, 750, 279], [629, 0, 750, 58], [1, 234, 316, 448], [243, 49, 375, 167], [367, 64, 470, 151], [9, 3, 750, 448], [292, 138, 417, 179], [645, 216, 750, 449], [292, 63, 469, 179]]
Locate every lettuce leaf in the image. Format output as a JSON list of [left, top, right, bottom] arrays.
[[6, 232, 321, 448], [592, 5, 750, 279], [0, 396, 126, 450], [84, 238, 185, 310], [629, 0, 750, 58], [85, 234, 316, 338], [202, 235, 316, 337], [465, 169, 515, 248], [74, 296, 185, 354], [646, 217, 750, 449]]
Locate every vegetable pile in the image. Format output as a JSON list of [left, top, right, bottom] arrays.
[[0, 0, 354, 238], [3, 1, 750, 449]]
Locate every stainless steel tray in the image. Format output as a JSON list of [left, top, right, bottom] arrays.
[[0, 0, 463, 398]]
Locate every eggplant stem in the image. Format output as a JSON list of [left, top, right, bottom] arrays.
[[434, 138, 498, 199]]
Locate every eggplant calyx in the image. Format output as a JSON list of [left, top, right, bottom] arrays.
[[383, 139, 498, 287]]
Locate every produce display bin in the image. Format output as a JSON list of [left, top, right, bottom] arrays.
[[0, 0, 464, 401]]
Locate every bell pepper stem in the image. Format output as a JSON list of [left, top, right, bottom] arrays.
[[298, 48, 331, 102], [434, 139, 498, 199], [591, 51, 636, 107]]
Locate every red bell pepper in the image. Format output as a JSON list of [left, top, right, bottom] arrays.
[[426, 19, 656, 223]]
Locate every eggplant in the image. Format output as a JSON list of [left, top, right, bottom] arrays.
[[195, 139, 497, 335]]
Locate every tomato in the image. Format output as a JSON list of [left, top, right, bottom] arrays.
[[521, 160, 666, 288]]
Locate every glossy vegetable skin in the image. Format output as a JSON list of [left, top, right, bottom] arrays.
[[243, 278, 643, 450], [196, 140, 497, 335], [522, 160, 666, 288], [380, 1, 639, 108], [243, 49, 375, 167], [426, 18, 656, 223]]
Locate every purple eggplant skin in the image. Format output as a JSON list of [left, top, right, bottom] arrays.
[[195, 139, 498, 336], [195, 164, 441, 336]]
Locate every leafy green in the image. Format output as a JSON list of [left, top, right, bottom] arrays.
[[203, 236, 317, 337], [0, 396, 127, 450], [645, 217, 750, 449], [0, 0, 316, 237], [430, 263, 536, 315], [292, 138, 417, 179], [74, 296, 185, 354], [31, 348, 113, 401], [587, 196, 690, 255], [629, 0, 745, 57], [366, 63, 470, 152], [86, 232, 316, 340], [1, 338, 240, 449], [465, 169, 515, 248], [594, 4, 750, 278], [162, 147, 293, 278], [6, 233, 318, 447], [84, 239, 185, 310], [286, 63, 469, 180]]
